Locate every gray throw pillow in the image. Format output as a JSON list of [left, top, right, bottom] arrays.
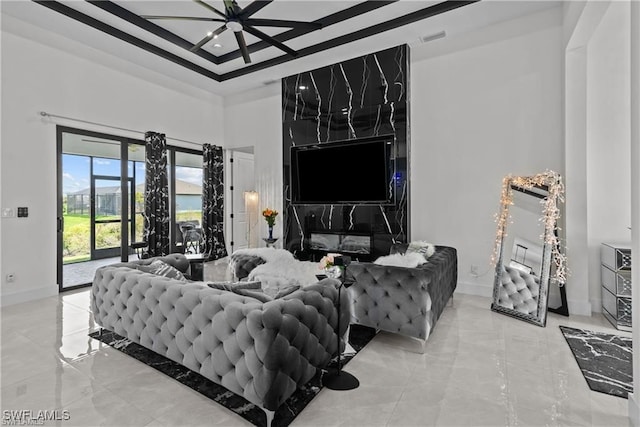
[[137, 260, 187, 282], [232, 288, 273, 303], [208, 281, 262, 291]]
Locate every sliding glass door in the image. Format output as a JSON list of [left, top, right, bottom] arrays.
[[57, 127, 144, 291], [171, 150, 204, 254], [57, 127, 203, 291]]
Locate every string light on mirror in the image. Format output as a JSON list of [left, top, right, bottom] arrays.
[[491, 170, 568, 285]]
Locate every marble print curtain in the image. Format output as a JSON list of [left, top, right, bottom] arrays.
[[202, 144, 227, 261], [143, 131, 170, 257]]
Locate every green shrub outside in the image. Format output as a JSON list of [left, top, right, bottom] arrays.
[[63, 211, 201, 264]]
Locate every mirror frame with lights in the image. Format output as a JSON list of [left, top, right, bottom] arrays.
[[490, 171, 567, 327]]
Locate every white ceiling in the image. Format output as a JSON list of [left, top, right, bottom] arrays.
[[1, 0, 562, 97]]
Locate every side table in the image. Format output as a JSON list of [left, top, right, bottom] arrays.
[[263, 237, 279, 248], [601, 242, 632, 331], [185, 253, 206, 281]]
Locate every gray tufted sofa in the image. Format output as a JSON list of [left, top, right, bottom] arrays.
[[229, 245, 458, 348], [346, 245, 458, 345], [90, 254, 348, 424]]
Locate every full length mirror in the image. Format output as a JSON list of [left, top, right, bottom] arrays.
[[491, 172, 566, 327]]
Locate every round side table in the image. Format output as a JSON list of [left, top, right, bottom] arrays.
[[262, 237, 279, 248]]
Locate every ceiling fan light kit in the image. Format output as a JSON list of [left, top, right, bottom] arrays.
[[143, 0, 322, 64]]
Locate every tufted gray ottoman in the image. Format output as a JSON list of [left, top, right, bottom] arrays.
[[91, 254, 349, 425], [346, 245, 457, 348]]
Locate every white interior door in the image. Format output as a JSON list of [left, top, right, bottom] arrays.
[[229, 150, 255, 252]]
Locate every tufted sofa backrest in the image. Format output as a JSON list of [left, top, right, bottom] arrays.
[[91, 265, 348, 411], [111, 253, 190, 273]]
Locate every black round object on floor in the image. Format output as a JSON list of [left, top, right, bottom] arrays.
[[322, 369, 360, 390]]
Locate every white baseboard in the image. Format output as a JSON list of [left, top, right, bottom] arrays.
[[455, 282, 593, 316], [455, 281, 493, 298], [630, 393, 640, 427], [1, 285, 58, 307]]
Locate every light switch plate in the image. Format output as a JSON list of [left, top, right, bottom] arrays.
[[2, 208, 14, 218]]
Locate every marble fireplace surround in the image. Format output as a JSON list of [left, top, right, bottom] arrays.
[[282, 45, 410, 260]]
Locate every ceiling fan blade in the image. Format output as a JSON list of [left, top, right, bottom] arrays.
[[193, 0, 227, 19], [190, 35, 213, 52], [234, 31, 251, 63], [244, 18, 321, 30], [238, 0, 273, 19], [190, 24, 227, 52], [141, 16, 226, 22], [243, 25, 297, 57], [223, 0, 241, 16]]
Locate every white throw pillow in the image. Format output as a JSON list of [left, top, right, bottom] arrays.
[[406, 241, 436, 259], [374, 252, 427, 268]]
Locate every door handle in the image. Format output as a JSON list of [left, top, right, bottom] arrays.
[[57, 216, 64, 233]]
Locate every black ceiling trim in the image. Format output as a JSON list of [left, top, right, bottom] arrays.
[[220, 0, 479, 81], [217, 0, 397, 63], [91, 0, 396, 66], [33, 0, 222, 81], [32, 0, 479, 84], [87, 0, 222, 65]]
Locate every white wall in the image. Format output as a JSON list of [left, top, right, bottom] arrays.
[[585, 2, 632, 311], [410, 7, 564, 297], [629, 1, 640, 424], [0, 29, 224, 305], [564, 1, 633, 316], [223, 84, 283, 245]]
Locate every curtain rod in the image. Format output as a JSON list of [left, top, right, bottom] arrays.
[[38, 111, 204, 147]]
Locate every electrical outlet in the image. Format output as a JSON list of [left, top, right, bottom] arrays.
[[2, 208, 14, 218], [470, 265, 479, 275], [6, 273, 15, 282]]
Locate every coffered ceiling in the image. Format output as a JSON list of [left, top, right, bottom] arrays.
[[1, 1, 561, 96]]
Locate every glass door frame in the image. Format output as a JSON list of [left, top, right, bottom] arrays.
[[56, 126, 143, 292], [169, 147, 205, 253], [90, 175, 135, 260]]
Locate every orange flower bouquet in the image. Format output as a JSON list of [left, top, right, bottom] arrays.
[[262, 208, 278, 240], [262, 208, 278, 226]]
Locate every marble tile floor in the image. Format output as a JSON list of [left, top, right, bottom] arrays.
[[1, 279, 631, 426], [62, 257, 121, 289]]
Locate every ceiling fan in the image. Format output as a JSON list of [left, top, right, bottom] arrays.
[[141, 0, 322, 64]]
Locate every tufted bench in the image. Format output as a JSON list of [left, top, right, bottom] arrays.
[[346, 245, 457, 346], [90, 254, 348, 425]]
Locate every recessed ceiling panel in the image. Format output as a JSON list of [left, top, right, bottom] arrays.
[[1, 0, 562, 95]]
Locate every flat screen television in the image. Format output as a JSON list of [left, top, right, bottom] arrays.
[[290, 136, 394, 205]]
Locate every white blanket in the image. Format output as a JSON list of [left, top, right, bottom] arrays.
[[232, 248, 294, 263], [373, 252, 427, 268], [248, 258, 322, 297]]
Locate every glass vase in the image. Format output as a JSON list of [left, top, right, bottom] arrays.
[[324, 265, 342, 279]]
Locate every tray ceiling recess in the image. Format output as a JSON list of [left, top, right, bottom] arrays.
[[31, 0, 479, 82]]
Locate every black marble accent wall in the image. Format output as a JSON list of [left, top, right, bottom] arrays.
[[282, 44, 410, 260]]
